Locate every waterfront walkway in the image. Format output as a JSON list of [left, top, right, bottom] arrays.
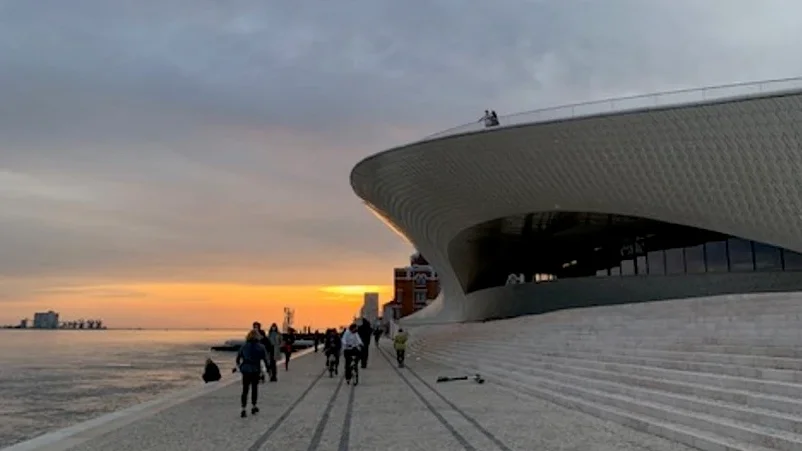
[[13, 345, 693, 451]]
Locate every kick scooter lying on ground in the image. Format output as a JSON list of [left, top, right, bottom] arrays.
[[436, 374, 485, 384]]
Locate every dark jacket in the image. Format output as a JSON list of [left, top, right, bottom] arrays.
[[236, 341, 270, 374], [324, 333, 341, 353], [203, 360, 221, 383], [357, 320, 373, 344]]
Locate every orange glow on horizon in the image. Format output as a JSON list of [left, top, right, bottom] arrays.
[[1, 282, 394, 330]]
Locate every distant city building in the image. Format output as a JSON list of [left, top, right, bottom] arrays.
[[32, 311, 59, 329], [19, 318, 28, 329], [360, 292, 379, 324], [392, 252, 440, 318], [382, 300, 400, 322]]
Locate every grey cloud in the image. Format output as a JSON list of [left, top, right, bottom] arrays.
[[1, 0, 802, 300]]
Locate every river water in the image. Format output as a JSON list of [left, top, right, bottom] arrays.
[[0, 329, 244, 448]]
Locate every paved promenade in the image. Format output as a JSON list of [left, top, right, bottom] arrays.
[[12, 345, 695, 451]]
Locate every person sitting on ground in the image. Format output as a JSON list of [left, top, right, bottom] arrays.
[[393, 328, 409, 368], [490, 110, 499, 126], [323, 328, 342, 374], [202, 358, 222, 383], [235, 330, 271, 418], [341, 323, 364, 384]]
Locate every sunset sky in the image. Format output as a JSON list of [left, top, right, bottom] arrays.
[[2, 1, 802, 329]]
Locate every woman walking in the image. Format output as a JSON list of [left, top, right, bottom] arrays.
[[281, 328, 296, 371], [266, 323, 281, 381], [235, 330, 270, 418]]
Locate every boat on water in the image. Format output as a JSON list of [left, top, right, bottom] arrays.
[[210, 338, 315, 352]]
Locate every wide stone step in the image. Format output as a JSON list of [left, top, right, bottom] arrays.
[[461, 343, 802, 400], [433, 345, 802, 418], [419, 349, 778, 451], [474, 342, 802, 383], [437, 345, 802, 434]]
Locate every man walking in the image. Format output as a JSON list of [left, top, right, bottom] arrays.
[[357, 317, 373, 369]]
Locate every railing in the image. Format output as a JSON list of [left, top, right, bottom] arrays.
[[421, 76, 802, 142]]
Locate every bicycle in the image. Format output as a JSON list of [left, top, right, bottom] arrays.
[[349, 352, 359, 386], [345, 347, 360, 386], [326, 352, 338, 378]]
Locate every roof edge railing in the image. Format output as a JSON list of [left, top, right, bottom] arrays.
[[421, 75, 802, 142]]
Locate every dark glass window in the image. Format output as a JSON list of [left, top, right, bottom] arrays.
[[647, 250, 665, 275], [728, 238, 754, 272], [705, 241, 728, 273], [785, 250, 802, 270], [610, 266, 621, 276], [665, 248, 684, 275], [685, 245, 706, 274], [754, 242, 782, 271], [621, 259, 635, 275], [636, 255, 647, 275]]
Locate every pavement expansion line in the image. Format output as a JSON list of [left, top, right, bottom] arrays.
[[378, 348, 477, 451], [337, 379, 357, 451], [394, 350, 513, 451], [307, 374, 345, 451], [246, 369, 326, 451]]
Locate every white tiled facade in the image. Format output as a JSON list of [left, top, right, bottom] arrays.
[[351, 89, 802, 324]]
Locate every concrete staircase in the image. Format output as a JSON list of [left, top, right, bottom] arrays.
[[407, 293, 802, 451]]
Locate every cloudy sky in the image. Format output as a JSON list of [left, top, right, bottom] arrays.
[[1, 0, 801, 328]]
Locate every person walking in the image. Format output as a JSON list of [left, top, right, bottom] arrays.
[[252, 322, 269, 382], [282, 328, 296, 371], [235, 330, 270, 418], [313, 329, 321, 352], [266, 323, 281, 381], [393, 328, 409, 368], [357, 318, 373, 369]]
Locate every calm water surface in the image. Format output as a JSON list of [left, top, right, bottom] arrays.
[[0, 329, 243, 447]]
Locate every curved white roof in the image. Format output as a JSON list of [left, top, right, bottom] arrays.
[[351, 79, 802, 323]]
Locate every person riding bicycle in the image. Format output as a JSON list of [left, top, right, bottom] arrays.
[[341, 323, 364, 384], [323, 328, 342, 374]]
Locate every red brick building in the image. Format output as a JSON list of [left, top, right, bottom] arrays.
[[385, 252, 440, 320]]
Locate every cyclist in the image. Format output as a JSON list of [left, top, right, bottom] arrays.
[[341, 323, 364, 384], [323, 328, 342, 374]]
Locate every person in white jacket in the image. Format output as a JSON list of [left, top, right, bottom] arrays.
[[341, 323, 364, 384]]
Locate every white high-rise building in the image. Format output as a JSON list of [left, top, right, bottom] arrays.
[[360, 292, 379, 324]]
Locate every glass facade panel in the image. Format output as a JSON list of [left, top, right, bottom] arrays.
[[705, 241, 728, 273], [621, 259, 635, 275], [647, 250, 665, 275], [636, 255, 647, 275], [457, 212, 802, 292], [728, 238, 754, 272], [754, 242, 782, 271], [784, 250, 802, 270], [665, 248, 684, 275], [685, 245, 706, 274]]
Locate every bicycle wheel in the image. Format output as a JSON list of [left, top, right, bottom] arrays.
[[353, 363, 359, 386]]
